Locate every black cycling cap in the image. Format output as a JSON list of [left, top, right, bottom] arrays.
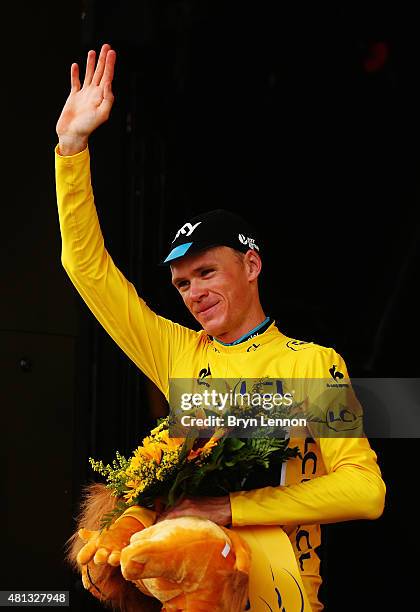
[[162, 209, 261, 265]]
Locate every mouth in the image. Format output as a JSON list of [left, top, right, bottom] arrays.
[[195, 301, 220, 316]]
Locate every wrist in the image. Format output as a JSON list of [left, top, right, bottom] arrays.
[[223, 497, 232, 526], [210, 496, 232, 526], [57, 134, 88, 156]]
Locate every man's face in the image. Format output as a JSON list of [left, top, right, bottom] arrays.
[[170, 246, 258, 339]]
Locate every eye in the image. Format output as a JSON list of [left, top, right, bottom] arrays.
[[176, 280, 190, 291], [201, 268, 215, 277]]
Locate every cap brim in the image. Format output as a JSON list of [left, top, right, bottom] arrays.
[[162, 242, 193, 264]]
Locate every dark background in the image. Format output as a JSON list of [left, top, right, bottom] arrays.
[[1, 1, 418, 609]]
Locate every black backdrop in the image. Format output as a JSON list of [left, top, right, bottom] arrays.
[[2, 1, 419, 610]]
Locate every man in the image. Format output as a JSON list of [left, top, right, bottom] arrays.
[[56, 43, 386, 611]]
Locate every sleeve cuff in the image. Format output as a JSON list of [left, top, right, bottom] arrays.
[[229, 491, 246, 527], [55, 143, 89, 162], [116, 505, 156, 528]]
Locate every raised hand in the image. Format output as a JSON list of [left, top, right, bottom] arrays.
[[56, 43, 116, 155]]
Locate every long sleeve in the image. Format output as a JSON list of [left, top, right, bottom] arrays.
[[230, 347, 386, 527], [55, 145, 198, 397], [230, 436, 385, 526]]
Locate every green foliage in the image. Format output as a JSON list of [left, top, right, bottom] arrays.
[[178, 437, 300, 497]]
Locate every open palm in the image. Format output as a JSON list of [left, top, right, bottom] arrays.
[[56, 43, 116, 141]]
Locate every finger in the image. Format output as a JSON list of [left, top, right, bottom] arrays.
[[99, 82, 115, 118], [70, 63, 80, 92], [108, 550, 121, 566], [92, 43, 111, 86], [83, 50, 96, 87], [77, 540, 98, 565], [94, 547, 110, 565], [99, 49, 116, 88], [103, 80, 114, 101]]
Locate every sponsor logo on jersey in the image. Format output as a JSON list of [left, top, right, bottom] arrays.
[[198, 364, 212, 386], [238, 233, 260, 251], [246, 343, 260, 352], [286, 339, 312, 351], [295, 437, 318, 573], [206, 335, 220, 352], [326, 405, 361, 431], [329, 365, 344, 381], [327, 365, 348, 388]]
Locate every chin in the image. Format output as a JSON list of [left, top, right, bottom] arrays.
[[200, 321, 222, 336], [198, 316, 226, 338]]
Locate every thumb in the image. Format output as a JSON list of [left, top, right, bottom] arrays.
[[78, 528, 97, 543]]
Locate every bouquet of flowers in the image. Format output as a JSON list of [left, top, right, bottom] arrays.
[[89, 416, 299, 529]]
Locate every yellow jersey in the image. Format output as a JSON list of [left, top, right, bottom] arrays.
[[55, 146, 386, 611]]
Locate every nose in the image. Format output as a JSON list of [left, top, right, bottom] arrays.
[[188, 278, 208, 302]]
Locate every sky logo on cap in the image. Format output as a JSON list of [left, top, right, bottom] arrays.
[[172, 221, 202, 243]]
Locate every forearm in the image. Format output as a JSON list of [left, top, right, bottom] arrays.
[[55, 145, 106, 276], [230, 464, 386, 527]]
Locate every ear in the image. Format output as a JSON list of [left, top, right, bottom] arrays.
[[244, 249, 262, 281]]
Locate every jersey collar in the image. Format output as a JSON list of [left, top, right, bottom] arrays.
[[210, 316, 273, 346]]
